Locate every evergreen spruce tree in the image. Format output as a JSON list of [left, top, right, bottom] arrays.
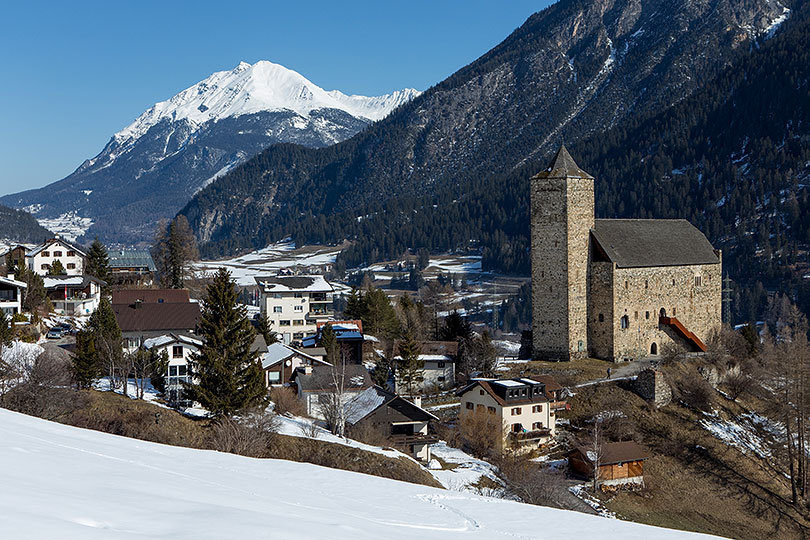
[[48, 259, 66, 276], [319, 323, 338, 364], [152, 216, 199, 289], [371, 355, 391, 388], [86, 237, 110, 285], [396, 333, 424, 396], [72, 330, 101, 389], [256, 313, 278, 345], [0, 311, 12, 350], [363, 287, 400, 339], [343, 287, 367, 321], [184, 268, 265, 416]]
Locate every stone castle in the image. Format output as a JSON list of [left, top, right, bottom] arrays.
[[531, 146, 722, 362]]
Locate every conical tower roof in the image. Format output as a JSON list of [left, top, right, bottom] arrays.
[[532, 145, 594, 179]]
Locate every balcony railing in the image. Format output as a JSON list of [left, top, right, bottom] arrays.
[[508, 428, 551, 442], [307, 309, 334, 318], [550, 401, 570, 411], [388, 433, 439, 447]]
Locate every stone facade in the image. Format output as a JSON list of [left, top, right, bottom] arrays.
[[532, 146, 722, 362]]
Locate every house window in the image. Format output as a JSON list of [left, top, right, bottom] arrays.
[[172, 345, 183, 358], [437, 361, 446, 368], [169, 365, 177, 376], [487, 406, 496, 414], [479, 389, 485, 396], [294, 305, 303, 312], [695, 276, 702, 287], [511, 423, 523, 433], [54, 251, 62, 257], [41, 264, 49, 270], [67, 263, 76, 270], [532, 405, 543, 413], [438, 376, 445, 382], [273, 293, 283, 299], [279, 320, 291, 326], [67, 250, 76, 257], [511, 407, 522, 416], [476, 404, 485, 412], [294, 293, 303, 298], [466, 402, 474, 410], [293, 319, 304, 326], [273, 306, 282, 313], [267, 371, 281, 383], [598, 313, 604, 322], [42, 251, 50, 257], [293, 332, 304, 339], [532, 422, 544, 430], [620, 315, 629, 329]]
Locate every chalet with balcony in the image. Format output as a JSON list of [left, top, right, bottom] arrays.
[[0, 275, 26, 316], [108, 250, 156, 286], [112, 289, 200, 351], [457, 376, 567, 451], [44, 275, 105, 316], [346, 385, 438, 461], [255, 275, 334, 345], [143, 333, 203, 408]]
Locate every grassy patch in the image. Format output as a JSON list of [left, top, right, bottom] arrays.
[[503, 357, 615, 386]]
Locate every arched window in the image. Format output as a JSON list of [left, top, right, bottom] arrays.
[[659, 307, 667, 318], [651, 342, 658, 355], [620, 315, 629, 329]]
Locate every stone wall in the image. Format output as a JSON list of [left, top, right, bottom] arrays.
[[634, 368, 672, 407], [565, 177, 594, 359], [588, 261, 615, 359], [605, 260, 722, 361]]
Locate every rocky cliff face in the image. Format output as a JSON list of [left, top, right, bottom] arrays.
[[180, 0, 792, 254]]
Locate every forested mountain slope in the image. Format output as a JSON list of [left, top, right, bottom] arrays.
[[0, 204, 51, 244], [181, 0, 791, 257]]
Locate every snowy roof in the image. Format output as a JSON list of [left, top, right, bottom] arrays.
[[295, 364, 371, 393], [491, 380, 524, 388], [0, 276, 26, 289], [27, 238, 86, 258], [345, 386, 438, 425], [520, 378, 542, 385], [42, 275, 104, 289], [254, 275, 333, 293], [143, 333, 203, 350], [260, 342, 327, 369]]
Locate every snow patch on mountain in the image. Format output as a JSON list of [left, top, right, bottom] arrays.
[[36, 212, 93, 242], [114, 61, 420, 148]]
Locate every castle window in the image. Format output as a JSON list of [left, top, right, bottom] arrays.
[[645, 280, 648, 289], [695, 276, 702, 287], [672, 307, 676, 316], [620, 315, 629, 329], [624, 281, 628, 289], [634, 311, 639, 319], [645, 311, 650, 320], [598, 314, 604, 322], [672, 279, 676, 286]]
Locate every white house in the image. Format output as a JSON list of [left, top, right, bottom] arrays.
[[260, 342, 330, 387], [143, 333, 203, 407], [0, 275, 27, 316], [394, 341, 457, 394], [43, 275, 105, 316], [26, 238, 86, 276], [292, 364, 372, 419], [255, 275, 334, 345]]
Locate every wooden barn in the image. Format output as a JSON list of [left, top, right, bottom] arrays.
[[568, 441, 649, 488]]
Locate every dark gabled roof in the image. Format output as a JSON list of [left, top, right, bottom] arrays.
[[112, 289, 191, 305], [531, 145, 594, 180], [346, 385, 437, 425], [572, 441, 650, 465], [113, 302, 200, 333], [591, 219, 720, 268], [457, 379, 552, 407], [295, 364, 372, 393]]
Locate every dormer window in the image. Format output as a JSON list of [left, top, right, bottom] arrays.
[[42, 251, 50, 257]]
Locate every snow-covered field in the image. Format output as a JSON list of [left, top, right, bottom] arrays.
[[193, 240, 342, 286], [0, 408, 717, 539], [35, 211, 93, 241], [700, 411, 785, 460]]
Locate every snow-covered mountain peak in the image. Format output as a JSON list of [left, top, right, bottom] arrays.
[[114, 60, 420, 145]]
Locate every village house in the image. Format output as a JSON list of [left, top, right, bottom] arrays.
[[0, 275, 26, 316], [261, 342, 330, 387], [292, 363, 372, 419], [43, 275, 105, 316], [457, 376, 566, 451], [302, 320, 364, 364], [112, 289, 200, 352], [346, 385, 438, 461], [393, 340, 457, 393], [107, 250, 156, 286], [143, 333, 203, 407], [568, 441, 650, 489], [18, 238, 87, 276], [255, 275, 334, 345], [531, 146, 722, 362]]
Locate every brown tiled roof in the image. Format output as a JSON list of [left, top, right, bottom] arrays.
[[112, 289, 191, 305], [458, 380, 549, 407], [573, 441, 650, 465], [113, 302, 200, 332], [531, 375, 563, 392]]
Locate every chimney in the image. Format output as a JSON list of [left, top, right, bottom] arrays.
[[134, 299, 143, 309], [7, 274, 15, 280], [411, 396, 422, 408], [303, 365, 313, 375]]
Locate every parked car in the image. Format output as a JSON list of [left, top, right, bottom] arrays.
[[46, 328, 64, 339]]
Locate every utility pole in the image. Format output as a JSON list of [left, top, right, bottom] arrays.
[[722, 273, 733, 325]]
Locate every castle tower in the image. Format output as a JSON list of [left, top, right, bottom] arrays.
[[531, 145, 594, 361]]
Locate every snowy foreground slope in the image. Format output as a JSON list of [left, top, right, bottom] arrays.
[[0, 409, 717, 539]]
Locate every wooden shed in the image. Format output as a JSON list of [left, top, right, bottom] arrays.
[[568, 441, 649, 487]]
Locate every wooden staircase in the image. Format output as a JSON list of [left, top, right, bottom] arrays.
[[659, 316, 707, 352]]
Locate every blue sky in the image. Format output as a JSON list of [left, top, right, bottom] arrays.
[[0, 1, 553, 197]]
